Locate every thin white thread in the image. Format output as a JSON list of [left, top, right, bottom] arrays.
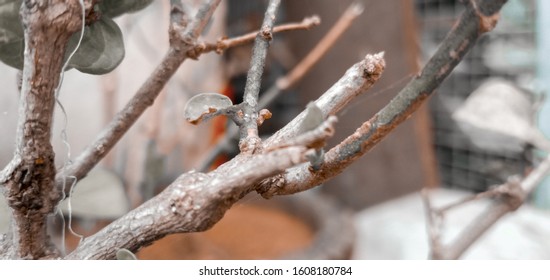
[[54, 0, 87, 250], [55, 0, 86, 98], [55, 207, 66, 255], [66, 175, 84, 242], [340, 73, 416, 116]]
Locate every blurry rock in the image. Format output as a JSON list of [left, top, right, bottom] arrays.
[[453, 78, 549, 153]]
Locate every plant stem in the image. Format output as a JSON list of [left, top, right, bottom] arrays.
[[238, 0, 281, 154]]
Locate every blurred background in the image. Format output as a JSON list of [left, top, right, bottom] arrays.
[[0, 0, 549, 259]]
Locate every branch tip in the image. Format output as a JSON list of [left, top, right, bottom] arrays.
[[349, 2, 365, 17], [362, 52, 386, 81]]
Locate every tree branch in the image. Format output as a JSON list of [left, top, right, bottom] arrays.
[[196, 2, 362, 171], [238, 0, 281, 154], [0, 0, 87, 259], [65, 145, 314, 259], [421, 189, 444, 259], [431, 154, 550, 260], [201, 15, 321, 54], [257, 0, 507, 198], [55, 0, 222, 194], [275, 2, 363, 91], [56, 0, 318, 192], [254, 52, 384, 197]]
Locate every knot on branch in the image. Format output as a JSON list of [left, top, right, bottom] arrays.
[[256, 174, 285, 199], [496, 176, 526, 211], [239, 134, 262, 155], [186, 43, 206, 60], [469, 0, 500, 33], [260, 27, 273, 41], [4, 159, 59, 214], [215, 38, 228, 54], [362, 52, 386, 83]]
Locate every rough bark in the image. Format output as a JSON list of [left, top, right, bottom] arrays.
[[65, 146, 310, 259], [0, 0, 86, 259]]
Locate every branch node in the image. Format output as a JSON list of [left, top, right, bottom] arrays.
[[239, 134, 262, 154], [496, 176, 526, 211], [260, 27, 273, 41], [257, 109, 272, 126], [469, 0, 500, 33], [257, 174, 286, 199], [362, 52, 386, 82]]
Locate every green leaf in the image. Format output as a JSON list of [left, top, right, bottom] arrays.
[[0, 0, 23, 69], [99, 0, 153, 18], [184, 93, 234, 125], [68, 16, 125, 75]]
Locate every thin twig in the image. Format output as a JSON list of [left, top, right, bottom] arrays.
[[197, 3, 362, 171], [435, 186, 501, 213], [201, 15, 321, 54], [276, 2, 364, 91], [421, 189, 444, 260], [100, 72, 118, 168], [265, 116, 337, 152], [239, 0, 281, 154]]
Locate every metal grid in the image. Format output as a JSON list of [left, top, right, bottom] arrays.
[[415, 0, 537, 192]]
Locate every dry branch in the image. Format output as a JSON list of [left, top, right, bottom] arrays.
[[55, 0, 222, 194], [65, 146, 320, 259], [0, 0, 513, 260], [238, 0, 281, 154], [196, 2, 362, 171], [256, 0, 507, 198], [0, 0, 91, 259], [201, 15, 321, 54], [425, 154, 550, 260]]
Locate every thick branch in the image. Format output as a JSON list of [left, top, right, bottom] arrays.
[[64, 146, 310, 259], [239, 0, 281, 154], [66, 104, 337, 259], [55, 0, 221, 193], [257, 0, 507, 198], [0, 0, 85, 259]]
